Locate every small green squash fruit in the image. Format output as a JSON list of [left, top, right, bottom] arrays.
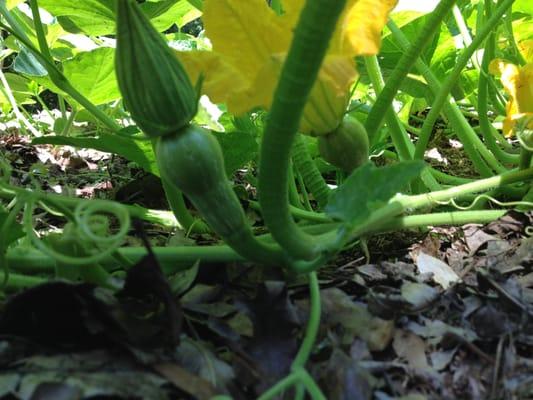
[[156, 124, 249, 239], [318, 115, 369, 172]]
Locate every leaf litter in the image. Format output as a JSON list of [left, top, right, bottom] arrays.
[[0, 137, 532, 400], [0, 211, 530, 399]]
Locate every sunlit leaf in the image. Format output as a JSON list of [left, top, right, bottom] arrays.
[[62, 47, 120, 105]]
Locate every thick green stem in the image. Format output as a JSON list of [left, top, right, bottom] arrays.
[[374, 210, 507, 233], [5, 208, 516, 277], [258, 0, 346, 260], [414, 0, 516, 163], [0, 184, 178, 227], [451, 4, 480, 69], [257, 372, 300, 400], [476, 0, 519, 165], [364, 56, 441, 191], [292, 272, 321, 370], [430, 168, 475, 185], [503, 2, 526, 66], [363, 57, 413, 161], [160, 176, 210, 234], [520, 148, 532, 170], [28, 0, 52, 60], [404, 167, 533, 210], [288, 163, 304, 209], [292, 135, 331, 209], [365, 0, 457, 139], [387, 20, 503, 177]]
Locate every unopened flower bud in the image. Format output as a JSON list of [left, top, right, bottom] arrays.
[[115, 0, 197, 138]]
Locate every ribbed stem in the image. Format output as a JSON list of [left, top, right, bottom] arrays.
[[365, 0, 457, 139], [258, 0, 346, 260], [476, 0, 519, 165], [414, 0, 516, 163], [292, 135, 331, 209], [387, 20, 501, 177]]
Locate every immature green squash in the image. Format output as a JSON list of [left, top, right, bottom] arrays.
[[156, 124, 249, 239], [318, 115, 369, 172]]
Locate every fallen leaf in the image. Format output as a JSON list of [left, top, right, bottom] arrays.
[[416, 252, 460, 289]]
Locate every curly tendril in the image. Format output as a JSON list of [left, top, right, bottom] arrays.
[[74, 201, 130, 245], [429, 194, 533, 211], [24, 199, 130, 266]]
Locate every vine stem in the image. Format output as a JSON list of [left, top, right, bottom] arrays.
[[414, 0, 516, 162], [292, 272, 321, 370], [363, 56, 441, 191], [292, 135, 331, 209], [387, 20, 503, 177], [258, 0, 347, 260], [476, 0, 519, 165], [364, 0, 457, 139], [5, 209, 511, 276]]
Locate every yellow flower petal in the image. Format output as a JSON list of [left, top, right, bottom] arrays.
[[239, 54, 357, 134], [284, 0, 398, 56], [176, 50, 247, 106], [301, 56, 358, 134], [518, 39, 533, 64], [203, 0, 290, 83], [490, 59, 533, 136], [334, 0, 399, 56]]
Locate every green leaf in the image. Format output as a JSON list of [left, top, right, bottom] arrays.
[[211, 130, 258, 177], [6, 0, 25, 9], [39, 0, 116, 36], [0, 73, 35, 109], [513, 0, 533, 15], [325, 161, 425, 224], [141, 0, 200, 31], [39, 0, 196, 35], [32, 133, 159, 175], [62, 47, 120, 105], [13, 48, 48, 76]]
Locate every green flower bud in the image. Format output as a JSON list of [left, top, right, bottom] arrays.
[[115, 0, 197, 138]]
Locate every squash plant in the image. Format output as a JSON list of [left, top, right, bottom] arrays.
[[0, 0, 532, 398]]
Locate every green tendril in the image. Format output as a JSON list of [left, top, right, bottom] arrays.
[[24, 199, 130, 266]]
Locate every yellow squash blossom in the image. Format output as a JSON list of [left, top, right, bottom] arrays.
[[489, 39, 533, 136], [177, 0, 397, 136]]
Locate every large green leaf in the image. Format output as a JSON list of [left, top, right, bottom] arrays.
[[62, 47, 120, 105], [39, 0, 116, 36], [325, 161, 425, 225], [39, 0, 198, 35], [0, 73, 35, 109], [380, 13, 441, 69], [32, 133, 158, 175], [141, 0, 200, 30], [513, 0, 533, 15]]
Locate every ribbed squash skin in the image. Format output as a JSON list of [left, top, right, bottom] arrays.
[[318, 116, 369, 172], [115, 0, 197, 138]]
